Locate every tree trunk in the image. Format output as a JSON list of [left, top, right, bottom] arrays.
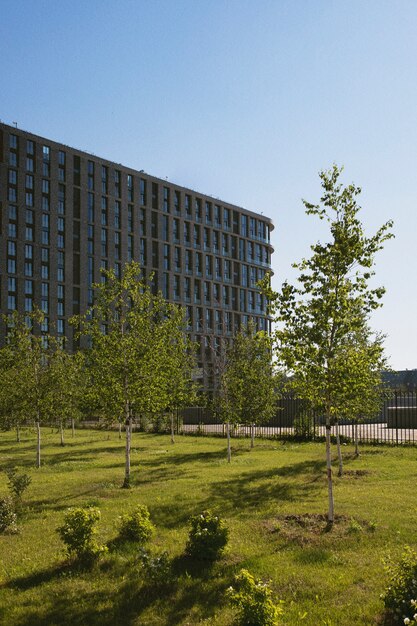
[[170, 413, 175, 444], [16, 424, 20, 443], [118, 421, 122, 439], [122, 401, 131, 489], [250, 423, 255, 449], [60, 420, 65, 446], [325, 415, 334, 526], [71, 417, 75, 438], [36, 419, 41, 468], [227, 422, 231, 463], [354, 421, 360, 457], [335, 421, 343, 477]]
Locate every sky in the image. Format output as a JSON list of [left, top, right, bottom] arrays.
[[1, 0, 416, 370]]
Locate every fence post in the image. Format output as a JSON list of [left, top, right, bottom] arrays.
[[395, 391, 398, 446]]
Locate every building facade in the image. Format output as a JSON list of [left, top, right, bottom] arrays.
[[0, 122, 274, 389]]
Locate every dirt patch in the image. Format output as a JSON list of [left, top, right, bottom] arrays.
[[343, 469, 371, 477], [263, 513, 375, 545]]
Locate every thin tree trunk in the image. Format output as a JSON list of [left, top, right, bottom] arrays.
[[118, 421, 122, 439], [227, 422, 231, 463], [36, 419, 41, 468], [335, 421, 343, 477], [16, 424, 20, 443], [123, 401, 131, 489], [325, 415, 334, 526], [250, 423, 255, 449], [354, 421, 359, 457], [170, 413, 175, 444], [71, 417, 75, 438], [60, 420, 65, 446]]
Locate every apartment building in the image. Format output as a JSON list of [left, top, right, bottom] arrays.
[[0, 122, 274, 389]]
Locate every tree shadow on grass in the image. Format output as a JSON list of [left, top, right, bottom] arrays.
[[4, 555, 232, 626]]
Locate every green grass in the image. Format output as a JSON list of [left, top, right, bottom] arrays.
[[0, 428, 415, 625]]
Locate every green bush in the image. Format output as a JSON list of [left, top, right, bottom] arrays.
[[382, 547, 417, 623], [118, 505, 154, 544], [185, 510, 228, 560], [140, 549, 173, 586], [227, 569, 283, 626], [0, 497, 17, 534], [57, 507, 107, 564], [5, 467, 31, 501]]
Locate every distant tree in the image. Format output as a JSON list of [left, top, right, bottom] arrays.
[[220, 322, 276, 459], [71, 261, 194, 487], [1, 310, 55, 467], [261, 165, 393, 525], [48, 346, 85, 445], [333, 327, 388, 463], [156, 307, 198, 443]]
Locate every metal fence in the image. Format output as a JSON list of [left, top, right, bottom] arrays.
[[178, 391, 417, 446]]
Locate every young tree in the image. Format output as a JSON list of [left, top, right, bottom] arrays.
[[71, 261, 193, 487], [156, 307, 198, 443], [48, 346, 85, 445], [262, 165, 393, 525], [220, 322, 276, 454], [333, 327, 388, 463], [1, 310, 55, 467]]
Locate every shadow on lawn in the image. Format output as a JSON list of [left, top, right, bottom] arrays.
[[4, 556, 230, 626]]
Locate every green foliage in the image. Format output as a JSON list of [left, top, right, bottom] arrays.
[[0, 496, 17, 534], [220, 322, 276, 428], [5, 467, 31, 500], [261, 165, 393, 418], [293, 412, 315, 439], [71, 261, 197, 484], [117, 505, 154, 544], [185, 510, 228, 560], [57, 507, 107, 564], [347, 518, 363, 534], [382, 547, 417, 623], [227, 568, 283, 626], [139, 549, 173, 587]]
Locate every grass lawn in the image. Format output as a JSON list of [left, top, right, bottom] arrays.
[[0, 428, 415, 625]]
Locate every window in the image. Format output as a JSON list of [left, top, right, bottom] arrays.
[[174, 190, 180, 214], [214, 205, 221, 227], [43, 145, 50, 161], [174, 247, 181, 272], [127, 174, 133, 202], [162, 215, 169, 240], [185, 194, 192, 217], [26, 157, 34, 172], [185, 250, 192, 274], [114, 170, 121, 197], [204, 281, 211, 304], [195, 198, 202, 222], [205, 201, 212, 224], [184, 221, 190, 245], [163, 186, 170, 212], [163, 244, 170, 270], [173, 218, 180, 242], [140, 178, 147, 205], [223, 208, 230, 230], [9, 134, 18, 149], [114, 201, 121, 229]]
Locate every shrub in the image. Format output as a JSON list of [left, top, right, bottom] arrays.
[[0, 497, 17, 534], [382, 547, 417, 623], [140, 549, 173, 586], [5, 468, 31, 501], [185, 510, 228, 561], [57, 507, 107, 564], [118, 505, 154, 544], [227, 569, 283, 626]]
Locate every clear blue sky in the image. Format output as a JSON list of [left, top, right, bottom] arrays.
[[1, 0, 416, 369]]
